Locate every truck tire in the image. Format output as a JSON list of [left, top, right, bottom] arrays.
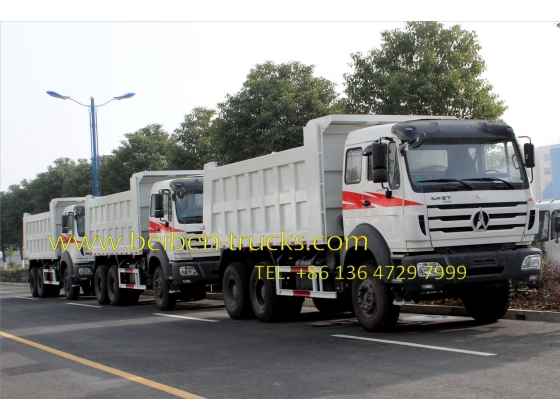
[[223, 262, 253, 319], [462, 281, 511, 323], [107, 265, 126, 306], [249, 262, 284, 322], [351, 259, 400, 332], [63, 268, 80, 300], [94, 265, 110, 305], [36, 269, 50, 298], [29, 267, 39, 297], [153, 266, 176, 310]]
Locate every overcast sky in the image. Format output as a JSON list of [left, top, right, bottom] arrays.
[[1, 7, 560, 191]]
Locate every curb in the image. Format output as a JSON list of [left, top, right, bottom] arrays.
[[400, 304, 560, 323]]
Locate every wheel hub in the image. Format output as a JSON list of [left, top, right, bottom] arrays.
[[226, 279, 238, 307], [64, 274, 71, 293], [154, 278, 163, 299], [357, 279, 377, 315], [255, 279, 266, 309]]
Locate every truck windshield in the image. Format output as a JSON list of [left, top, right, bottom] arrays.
[[405, 138, 527, 192], [175, 192, 203, 224]]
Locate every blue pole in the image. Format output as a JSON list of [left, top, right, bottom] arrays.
[[89, 97, 100, 196]]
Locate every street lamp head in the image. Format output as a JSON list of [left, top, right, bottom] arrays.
[[114, 92, 136, 100], [46, 91, 69, 100]]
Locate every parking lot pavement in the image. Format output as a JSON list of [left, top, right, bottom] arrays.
[[2, 283, 560, 399]]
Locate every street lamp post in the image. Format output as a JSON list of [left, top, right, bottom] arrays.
[[46, 91, 135, 197]]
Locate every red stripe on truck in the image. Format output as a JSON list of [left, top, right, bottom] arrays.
[[292, 290, 311, 297], [342, 190, 422, 210]]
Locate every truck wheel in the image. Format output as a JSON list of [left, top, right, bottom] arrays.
[[63, 268, 80, 300], [249, 262, 284, 322], [36, 269, 50, 298], [223, 262, 253, 319], [462, 281, 510, 323], [351, 259, 400, 332], [153, 266, 176, 310], [107, 265, 126, 306], [29, 267, 39, 297], [94, 265, 109, 305]]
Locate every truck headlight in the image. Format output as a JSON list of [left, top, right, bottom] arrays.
[[180, 266, 198, 276], [417, 262, 443, 278], [79, 268, 92, 275], [521, 255, 541, 270]]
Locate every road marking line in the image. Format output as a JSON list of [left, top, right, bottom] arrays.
[[66, 303, 101, 308], [0, 331, 204, 399], [153, 313, 219, 323], [332, 334, 496, 357], [15, 296, 37, 300]]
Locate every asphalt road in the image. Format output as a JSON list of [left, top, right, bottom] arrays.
[[1, 282, 560, 399]]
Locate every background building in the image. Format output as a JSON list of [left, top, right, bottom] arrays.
[[533, 144, 560, 201]]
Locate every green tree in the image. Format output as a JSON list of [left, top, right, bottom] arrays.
[[344, 21, 506, 119], [22, 158, 91, 213], [211, 61, 342, 165], [169, 107, 216, 170], [0, 158, 92, 261], [1, 185, 32, 263], [98, 124, 175, 195], [61, 159, 92, 198]]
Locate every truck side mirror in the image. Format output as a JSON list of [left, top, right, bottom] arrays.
[[61, 215, 69, 234], [150, 193, 165, 218], [524, 143, 535, 168], [371, 143, 388, 183]]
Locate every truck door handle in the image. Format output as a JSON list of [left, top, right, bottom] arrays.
[[362, 200, 371, 207]]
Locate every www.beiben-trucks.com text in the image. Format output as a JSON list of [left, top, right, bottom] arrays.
[[49, 232, 368, 252]]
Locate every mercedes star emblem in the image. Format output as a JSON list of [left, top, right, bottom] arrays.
[[472, 208, 490, 231]]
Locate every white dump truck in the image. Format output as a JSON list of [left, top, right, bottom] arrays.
[[535, 200, 560, 264], [23, 198, 95, 299], [86, 171, 220, 309], [204, 115, 542, 331]]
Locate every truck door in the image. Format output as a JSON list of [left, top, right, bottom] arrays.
[[362, 141, 404, 250], [342, 146, 365, 232]]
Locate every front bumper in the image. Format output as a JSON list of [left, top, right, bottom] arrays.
[[396, 247, 541, 293], [171, 260, 220, 286], [72, 263, 95, 284]]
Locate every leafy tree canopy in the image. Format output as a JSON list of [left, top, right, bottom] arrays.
[[211, 61, 342, 165], [169, 107, 216, 170], [344, 21, 506, 119], [98, 124, 176, 194], [0, 158, 91, 259]]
